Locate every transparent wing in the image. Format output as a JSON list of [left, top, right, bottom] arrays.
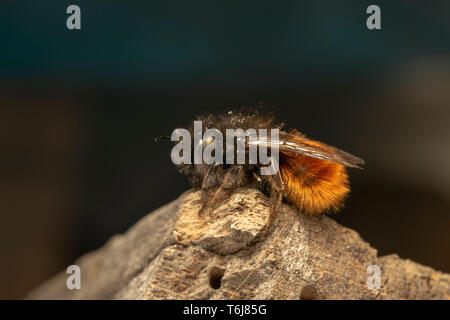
[[247, 131, 365, 169]]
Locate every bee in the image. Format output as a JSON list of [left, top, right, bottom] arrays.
[[158, 109, 364, 232]]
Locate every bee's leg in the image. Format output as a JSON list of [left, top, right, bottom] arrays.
[[198, 165, 222, 217], [207, 189, 235, 217], [264, 166, 285, 234], [204, 167, 243, 216], [200, 166, 247, 217], [198, 195, 211, 217], [199, 188, 233, 217], [198, 187, 226, 218], [264, 186, 282, 234], [198, 185, 225, 217]]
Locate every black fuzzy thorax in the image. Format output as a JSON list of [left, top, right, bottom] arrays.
[[175, 110, 285, 211]]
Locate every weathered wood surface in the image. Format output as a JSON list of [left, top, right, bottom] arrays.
[[27, 189, 450, 300]]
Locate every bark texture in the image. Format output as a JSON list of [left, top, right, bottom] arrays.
[[27, 189, 450, 300]]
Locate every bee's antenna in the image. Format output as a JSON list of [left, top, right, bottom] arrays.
[[153, 136, 171, 142]]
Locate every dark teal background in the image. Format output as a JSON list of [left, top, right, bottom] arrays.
[[0, 1, 449, 299], [1, 1, 449, 85]]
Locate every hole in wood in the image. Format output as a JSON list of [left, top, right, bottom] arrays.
[[209, 267, 225, 290], [300, 284, 319, 300]]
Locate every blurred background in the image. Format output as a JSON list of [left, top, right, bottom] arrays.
[[1, 0, 449, 299]]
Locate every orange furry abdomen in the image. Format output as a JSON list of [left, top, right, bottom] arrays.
[[280, 151, 350, 214]]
